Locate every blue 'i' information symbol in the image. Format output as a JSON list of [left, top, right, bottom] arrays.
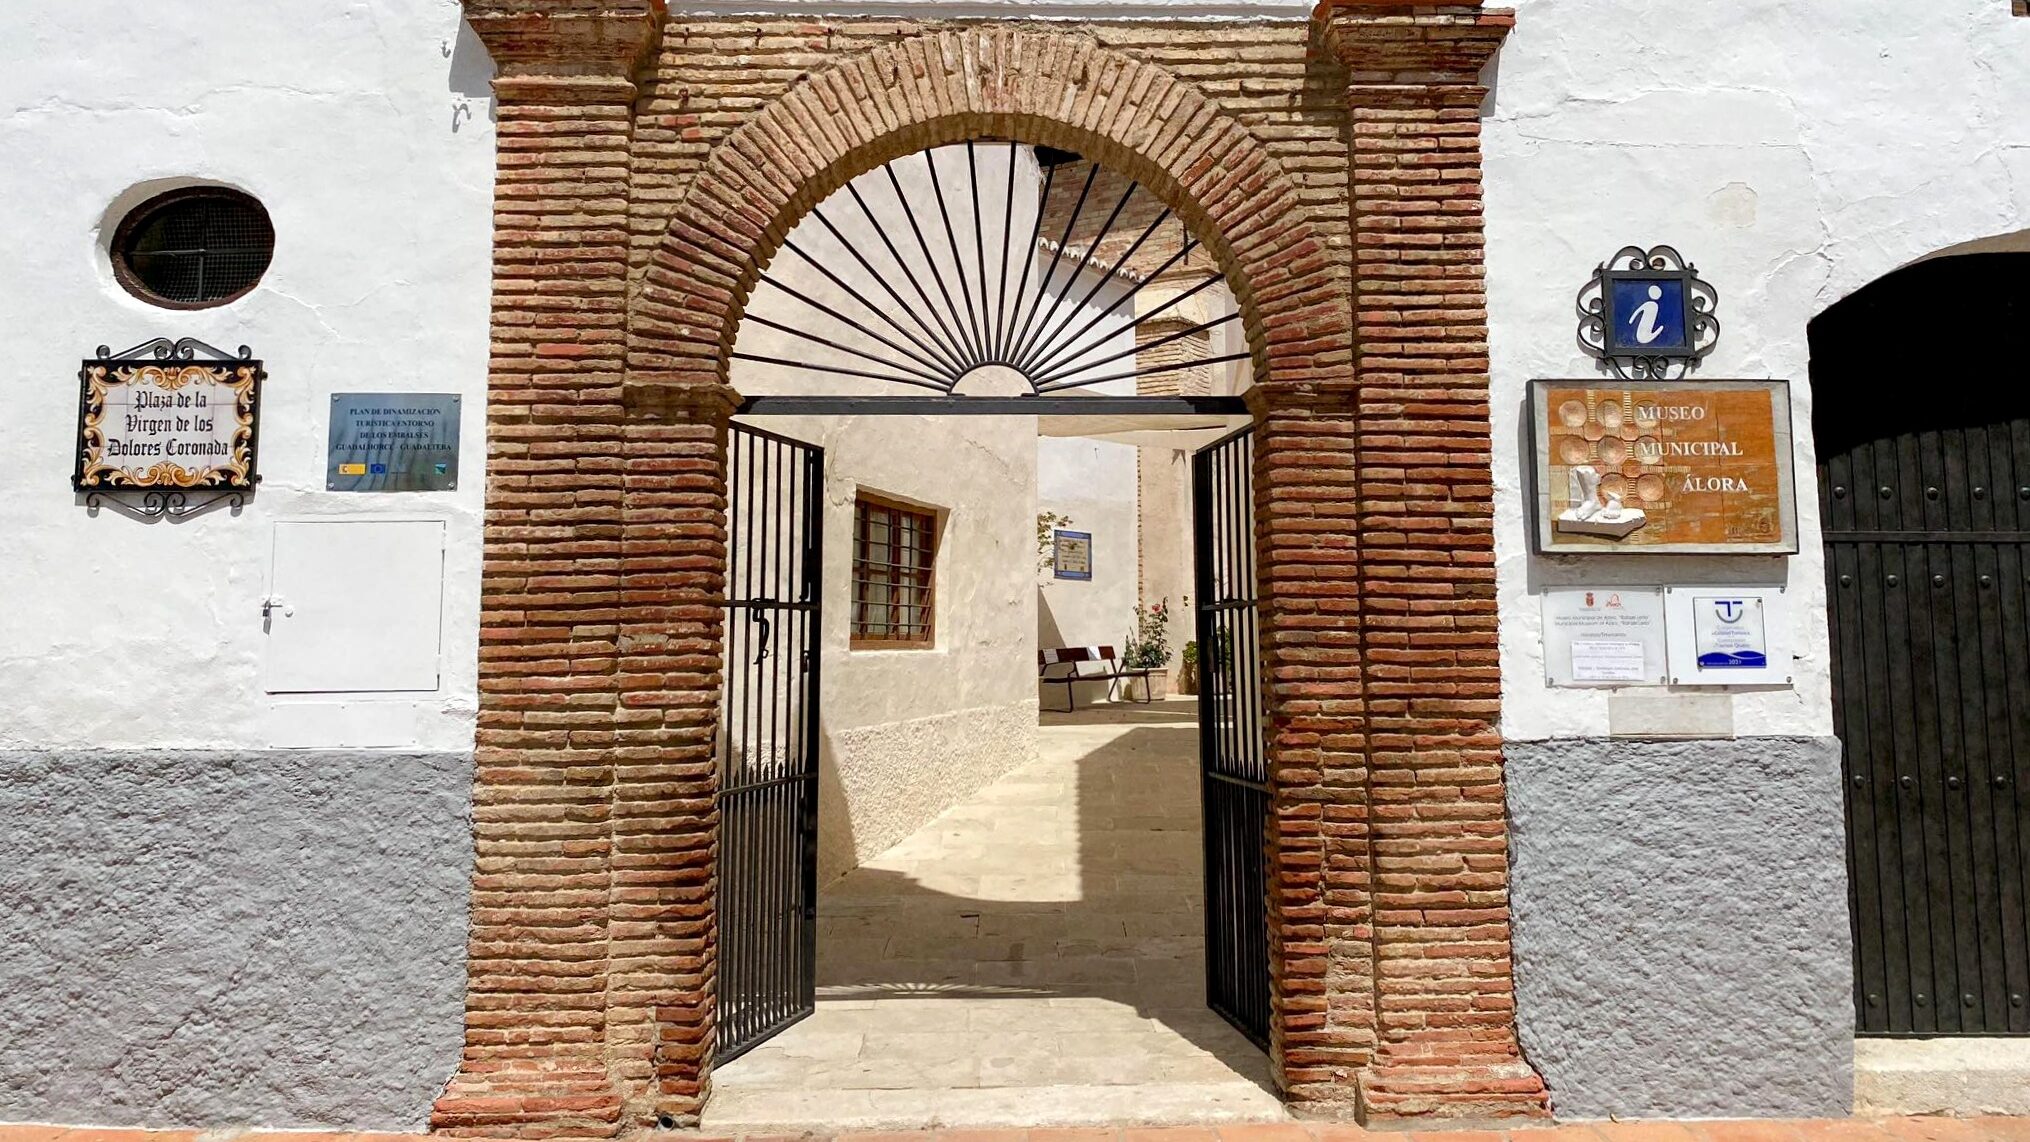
[[1612, 278, 1688, 351]]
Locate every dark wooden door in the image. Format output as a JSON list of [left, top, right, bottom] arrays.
[[1822, 420, 2030, 1034]]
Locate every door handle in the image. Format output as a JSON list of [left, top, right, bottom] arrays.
[[752, 603, 773, 664]]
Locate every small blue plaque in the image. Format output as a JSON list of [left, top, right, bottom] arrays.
[[1606, 277, 1689, 352], [1579, 245, 1719, 380], [1053, 529, 1092, 581]]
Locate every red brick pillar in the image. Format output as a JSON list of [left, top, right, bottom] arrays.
[[611, 380, 740, 1125], [1250, 386, 1377, 1107], [433, 3, 662, 1138], [1316, 1, 1550, 1123]]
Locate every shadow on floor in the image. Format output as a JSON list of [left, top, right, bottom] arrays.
[[797, 698, 1271, 1089]]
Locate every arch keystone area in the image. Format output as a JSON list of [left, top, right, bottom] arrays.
[[625, 27, 1349, 401]]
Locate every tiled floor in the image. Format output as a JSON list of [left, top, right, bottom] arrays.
[[703, 698, 1284, 1133]]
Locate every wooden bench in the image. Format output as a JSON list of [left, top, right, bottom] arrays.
[[1037, 645, 1155, 713]]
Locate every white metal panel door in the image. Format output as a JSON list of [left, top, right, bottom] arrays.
[[263, 519, 445, 693]]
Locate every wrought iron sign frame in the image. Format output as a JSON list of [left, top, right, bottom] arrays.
[[74, 336, 263, 519], [1577, 245, 1720, 381]]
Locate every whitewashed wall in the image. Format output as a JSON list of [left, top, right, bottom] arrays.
[[1035, 266, 1146, 704], [0, 0, 495, 751], [1484, 0, 2030, 742], [1038, 434, 1140, 661], [0, 3, 491, 1126]]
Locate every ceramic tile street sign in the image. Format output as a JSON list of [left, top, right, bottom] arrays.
[[74, 340, 261, 493]]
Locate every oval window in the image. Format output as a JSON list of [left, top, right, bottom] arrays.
[[111, 187, 274, 309]]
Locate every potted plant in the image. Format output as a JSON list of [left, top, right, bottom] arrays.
[[1120, 598, 1173, 701], [1179, 640, 1199, 695]]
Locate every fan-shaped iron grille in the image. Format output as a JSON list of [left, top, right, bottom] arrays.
[[735, 143, 1247, 398]]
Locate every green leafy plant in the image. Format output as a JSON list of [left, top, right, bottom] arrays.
[[1121, 598, 1173, 671], [1037, 511, 1075, 571]]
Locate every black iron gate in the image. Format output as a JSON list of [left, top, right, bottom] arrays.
[[1823, 420, 2030, 1035], [1192, 424, 1270, 1047], [716, 422, 825, 1060]]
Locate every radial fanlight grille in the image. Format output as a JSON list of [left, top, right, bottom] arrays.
[[733, 143, 1249, 399]]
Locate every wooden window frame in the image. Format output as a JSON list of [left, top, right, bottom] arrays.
[[850, 491, 939, 650]]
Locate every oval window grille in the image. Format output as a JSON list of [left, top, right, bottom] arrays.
[[735, 144, 1250, 399], [111, 187, 275, 309]]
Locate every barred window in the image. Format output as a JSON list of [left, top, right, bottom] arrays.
[[112, 186, 274, 309], [851, 493, 937, 648]]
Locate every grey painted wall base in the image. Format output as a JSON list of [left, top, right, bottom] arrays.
[[1506, 736, 1853, 1119], [0, 750, 472, 1130]]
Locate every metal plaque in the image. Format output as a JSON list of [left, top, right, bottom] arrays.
[[1663, 585, 1792, 687], [327, 393, 461, 492], [1541, 586, 1666, 688]]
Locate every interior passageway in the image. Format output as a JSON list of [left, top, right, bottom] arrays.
[[703, 698, 1281, 1132]]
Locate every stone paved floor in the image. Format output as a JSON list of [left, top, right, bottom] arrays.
[[704, 698, 1284, 1133], [6, 1118, 2030, 1142]]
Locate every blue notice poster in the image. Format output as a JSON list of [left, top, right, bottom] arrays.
[[1691, 595, 1768, 670], [1053, 530, 1092, 581]]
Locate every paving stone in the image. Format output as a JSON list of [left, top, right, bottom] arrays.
[[707, 704, 1283, 1131]]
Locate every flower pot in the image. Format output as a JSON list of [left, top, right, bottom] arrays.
[[1123, 673, 1170, 702]]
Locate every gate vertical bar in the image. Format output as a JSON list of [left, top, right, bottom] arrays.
[[1194, 424, 1270, 1048], [717, 422, 825, 1061]]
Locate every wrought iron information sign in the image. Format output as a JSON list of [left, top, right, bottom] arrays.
[[1053, 529, 1092, 581], [74, 337, 262, 516], [1529, 379, 1798, 556], [1578, 245, 1719, 380], [327, 393, 461, 492]]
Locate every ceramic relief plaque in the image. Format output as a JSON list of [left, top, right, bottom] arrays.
[[1529, 379, 1797, 555]]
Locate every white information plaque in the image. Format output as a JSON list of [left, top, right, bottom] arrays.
[[1664, 585, 1792, 687], [1541, 587, 1667, 688]]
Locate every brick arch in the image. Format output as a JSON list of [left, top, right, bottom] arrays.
[[624, 26, 1347, 394], [607, 23, 1357, 1130]]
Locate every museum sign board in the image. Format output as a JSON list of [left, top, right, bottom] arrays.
[[1528, 378, 1797, 555]]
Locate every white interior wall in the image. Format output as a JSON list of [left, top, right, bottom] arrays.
[[0, 0, 495, 750], [1035, 266, 1144, 704]]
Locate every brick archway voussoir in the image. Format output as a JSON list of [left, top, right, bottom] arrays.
[[625, 26, 1351, 388]]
